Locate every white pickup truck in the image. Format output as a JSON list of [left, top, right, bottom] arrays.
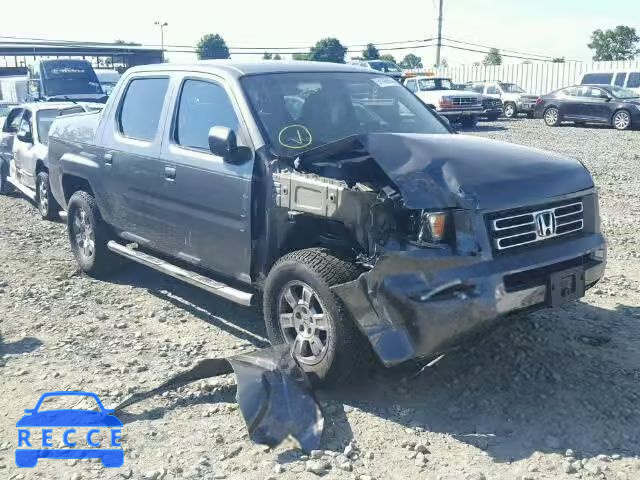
[[404, 76, 483, 128]]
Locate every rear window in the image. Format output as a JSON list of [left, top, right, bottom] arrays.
[[614, 72, 627, 87], [118, 77, 169, 141], [581, 73, 613, 85], [627, 72, 640, 88]]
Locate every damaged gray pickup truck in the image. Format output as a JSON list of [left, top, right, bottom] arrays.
[[47, 61, 606, 383]]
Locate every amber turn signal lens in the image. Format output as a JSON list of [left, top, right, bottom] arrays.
[[427, 212, 447, 242]]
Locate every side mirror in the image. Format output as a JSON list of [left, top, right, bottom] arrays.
[[17, 131, 33, 144], [208, 126, 237, 158]]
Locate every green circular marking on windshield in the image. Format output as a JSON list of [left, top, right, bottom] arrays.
[[278, 124, 312, 149]]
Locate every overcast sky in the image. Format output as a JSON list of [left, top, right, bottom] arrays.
[[3, 0, 639, 66]]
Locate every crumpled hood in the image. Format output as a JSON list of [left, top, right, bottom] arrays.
[[358, 133, 594, 211]]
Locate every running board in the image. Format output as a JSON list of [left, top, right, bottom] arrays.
[[107, 241, 253, 306], [6, 176, 36, 201]]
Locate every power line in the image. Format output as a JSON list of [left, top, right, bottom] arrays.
[[442, 36, 572, 61], [440, 43, 559, 62]]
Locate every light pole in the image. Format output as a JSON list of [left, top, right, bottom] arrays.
[[154, 21, 168, 63], [435, 0, 443, 68]]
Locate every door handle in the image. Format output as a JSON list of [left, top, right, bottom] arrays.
[[104, 152, 113, 167], [164, 166, 176, 181]]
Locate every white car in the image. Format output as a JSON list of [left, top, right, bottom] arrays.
[[404, 76, 483, 128], [580, 70, 640, 95], [466, 81, 540, 119]]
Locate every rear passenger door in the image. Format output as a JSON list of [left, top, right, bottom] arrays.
[[100, 74, 173, 247], [158, 75, 254, 282]]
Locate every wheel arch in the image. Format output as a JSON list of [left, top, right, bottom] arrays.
[[61, 174, 94, 204]]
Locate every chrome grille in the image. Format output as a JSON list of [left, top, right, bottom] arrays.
[[451, 96, 479, 106], [489, 200, 584, 251]]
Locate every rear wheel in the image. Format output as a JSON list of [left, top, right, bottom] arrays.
[[36, 171, 59, 220], [263, 248, 370, 385], [543, 107, 560, 126], [67, 190, 122, 276], [612, 110, 631, 130], [503, 102, 517, 118]]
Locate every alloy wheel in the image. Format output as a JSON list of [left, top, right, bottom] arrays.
[[38, 180, 48, 215], [613, 111, 630, 130], [504, 104, 515, 118], [277, 280, 330, 365], [544, 108, 559, 126], [72, 209, 95, 260]]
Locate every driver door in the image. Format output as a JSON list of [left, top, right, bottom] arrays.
[[0, 107, 24, 163], [12, 110, 37, 189]]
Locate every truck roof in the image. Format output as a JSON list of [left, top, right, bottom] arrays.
[[126, 60, 371, 78]]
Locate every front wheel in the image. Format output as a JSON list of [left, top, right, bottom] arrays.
[[67, 190, 121, 276], [612, 110, 631, 130], [543, 107, 561, 126], [503, 102, 517, 118], [36, 171, 60, 220], [0, 158, 13, 195], [263, 248, 370, 385]]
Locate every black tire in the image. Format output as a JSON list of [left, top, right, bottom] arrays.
[[0, 158, 13, 195], [460, 116, 478, 129], [612, 109, 632, 130], [263, 248, 371, 385], [36, 171, 59, 220], [543, 107, 561, 126], [503, 102, 517, 119], [67, 190, 121, 276]]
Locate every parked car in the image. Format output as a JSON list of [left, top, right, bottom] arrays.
[[0, 102, 101, 217], [534, 84, 640, 130], [0, 100, 19, 125], [479, 96, 503, 121], [46, 61, 605, 384], [94, 69, 121, 96], [349, 60, 404, 82], [404, 76, 483, 127], [580, 70, 640, 94], [466, 81, 539, 119]]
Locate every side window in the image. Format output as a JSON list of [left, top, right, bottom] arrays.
[[627, 72, 640, 88], [19, 110, 33, 135], [175, 79, 239, 151], [3, 109, 24, 133], [614, 72, 627, 87], [471, 84, 484, 94], [581, 72, 613, 85], [119, 77, 169, 141], [486, 85, 499, 95], [405, 80, 417, 92]]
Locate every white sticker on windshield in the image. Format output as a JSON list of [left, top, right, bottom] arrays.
[[371, 76, 398, 87]]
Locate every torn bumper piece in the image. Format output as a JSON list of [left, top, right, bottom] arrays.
[[114, 345, 323, 452], [333, 233, 606, 367]]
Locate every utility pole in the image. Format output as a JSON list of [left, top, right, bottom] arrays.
[[435, 0, 443, 67], [154, 21, 168, 63]]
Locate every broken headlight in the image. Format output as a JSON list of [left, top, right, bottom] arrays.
[[407, 210, 452, 246]]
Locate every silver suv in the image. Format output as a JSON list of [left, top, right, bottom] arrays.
[[466, 81, 539, 119]]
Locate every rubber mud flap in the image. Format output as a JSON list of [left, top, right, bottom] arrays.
[[114, 344, 323, 452]]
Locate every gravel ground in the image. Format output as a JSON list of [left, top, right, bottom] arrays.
[[1, 118, 639, 480]]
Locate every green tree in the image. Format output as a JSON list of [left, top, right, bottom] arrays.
[[483, 48, 502, 65], [196, 34, 230, 60], [263, 52, 272, 60], [292, 52, 309, 60], [551, 57, 566, 63], [379, 54, 397, 64], [362, 43, 380, 60], [273, 53, 282, 60], [114, 39, 141, 46], [399, 53, 423, 69], [588, 26, 639, 60], [308, 38, 347, 63], [440, 57, 449, 68]]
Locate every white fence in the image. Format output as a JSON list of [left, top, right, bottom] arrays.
[[409, 60, 640, 95]]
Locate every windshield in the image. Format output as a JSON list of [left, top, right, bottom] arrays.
[[499, 83, 525, 93], [40, 61, 103, 96], [609, 85, 640, 99], [417, 78, 453, 90], [37, 107, 83, 145], [242, 72, 449, 156], [368, 61, 401, 73]]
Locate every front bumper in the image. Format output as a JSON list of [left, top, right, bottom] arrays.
[[481, 107, 503, 116], [437, 107, 483, 118], [333, 233, 606, 367]]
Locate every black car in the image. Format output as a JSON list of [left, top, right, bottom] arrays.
[[480, 96, 503, 121], [534, 84, 640, 130]]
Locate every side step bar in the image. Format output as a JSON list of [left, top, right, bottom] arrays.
[[107, 241, 253, 306], [6, 176, 36, 201]]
